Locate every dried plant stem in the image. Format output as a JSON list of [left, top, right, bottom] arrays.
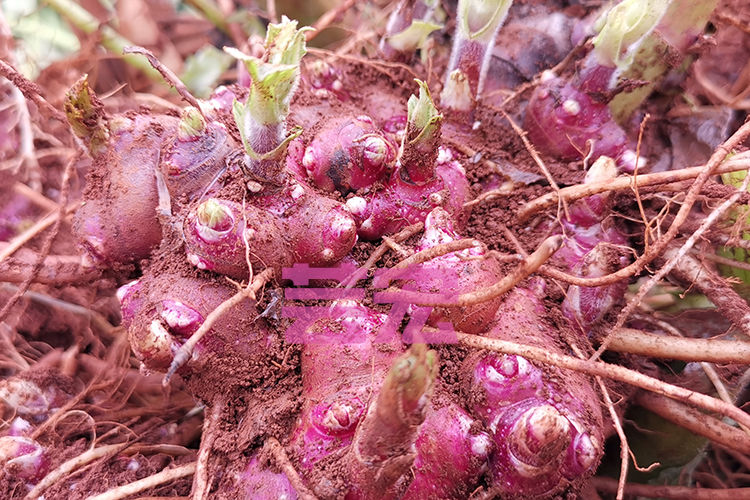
[[0, 154, 78, 324], [632, 115, 652, 249], [605, 328, 750, 364], [264, 437, 319, 500], [183, 0, 232, 39], [87, 463, 196, 500], [0, 323, 29, 370], [518, 151, 750, 221], [132, 497, 190, 500], [377, 235, 562, 306], [11, 86, 42, 190], [569, 341, 630, 500], [0, 247, 96, 284], [454, 332, 750, 430], [635, 391, 750, 455], [0, 60, 65, 121], [44, 0, 163, 82], [12, 182, 58, 211], [596, 168, 750, 359], [666, 245, 750, 337], [463, 182, 515, 208], [637, 317, 749, 434], [164, 268, 274, 385], [382, 236, 410, 257], [307, 0, 357, 42], [391, 239, 483, 270], [702, 363, 739, 411], [599, 376, 628, 500], [191, 399, 223, 500], [698, 249, 750, 271], [536, 265, 622, 287], [625, 314, 732, 406], [0, 202, 79, 264], [591, 476, 750, 499], [25, 443, 129, 499], [123, 46, 202, 111], [1, 284, 115, 335]]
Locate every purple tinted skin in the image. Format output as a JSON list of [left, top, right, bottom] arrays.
[[350, 151, 470, 240], [7, 418, 33, 437], [561, 245, 628, 333], [470, 354, 546, 411], [117, 279, 142, 329], [0, 436, 49, 483], [379, 0, 415, 61], [347, 344, 437, 499], [299, 116, 397, 193], [183, 198, 290, 278], [159, 299, 204, 337], [566, 155, 618, 229], [292, 303, 395, 470], [248, 183, 358, 265], [565, 182, 613, 228], [486, 399, 572, 496], [554, 221, 627, 271], [0, 378, 67, 425], [183, 191, 357, 277], [285, 139, 309, 183], [382, 114, 407, 136], [161, 119, 235, 200], [204, 86, 239, 118], [575, 59, 618, 96], [524, 76, 633, 169], [125, 272, 274, 377], [291, 303, 442, 498], [554, 158, 630, 333], [293, 393, 366, 470], [305, 60, 349, 100], [237, 60, 251, 89], [409, 208, 503, 334], [240, 456, 299, 500], [402, 403, 491, 499], [122, 286, 204, 339], [565, 194, 611, 228], [464, 284, 604, 497], [73, 114, 178, 265]]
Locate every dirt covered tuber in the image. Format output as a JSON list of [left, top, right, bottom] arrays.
[[346, 82, 470, 239], [119, 264, 281, 395], [463, 282, 604, 497], [66, 77, 237, 266], [286, 301, 438, 498], [293, 115, 398, 193], [5, 0, 743, 498]]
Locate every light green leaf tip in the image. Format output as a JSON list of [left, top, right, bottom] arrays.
[[592, 0, 669, 68], [407, 80, 442, 144], [387, 20, 442, 52], [458, 0, 513, 42], [224, 17, 311, 125]]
